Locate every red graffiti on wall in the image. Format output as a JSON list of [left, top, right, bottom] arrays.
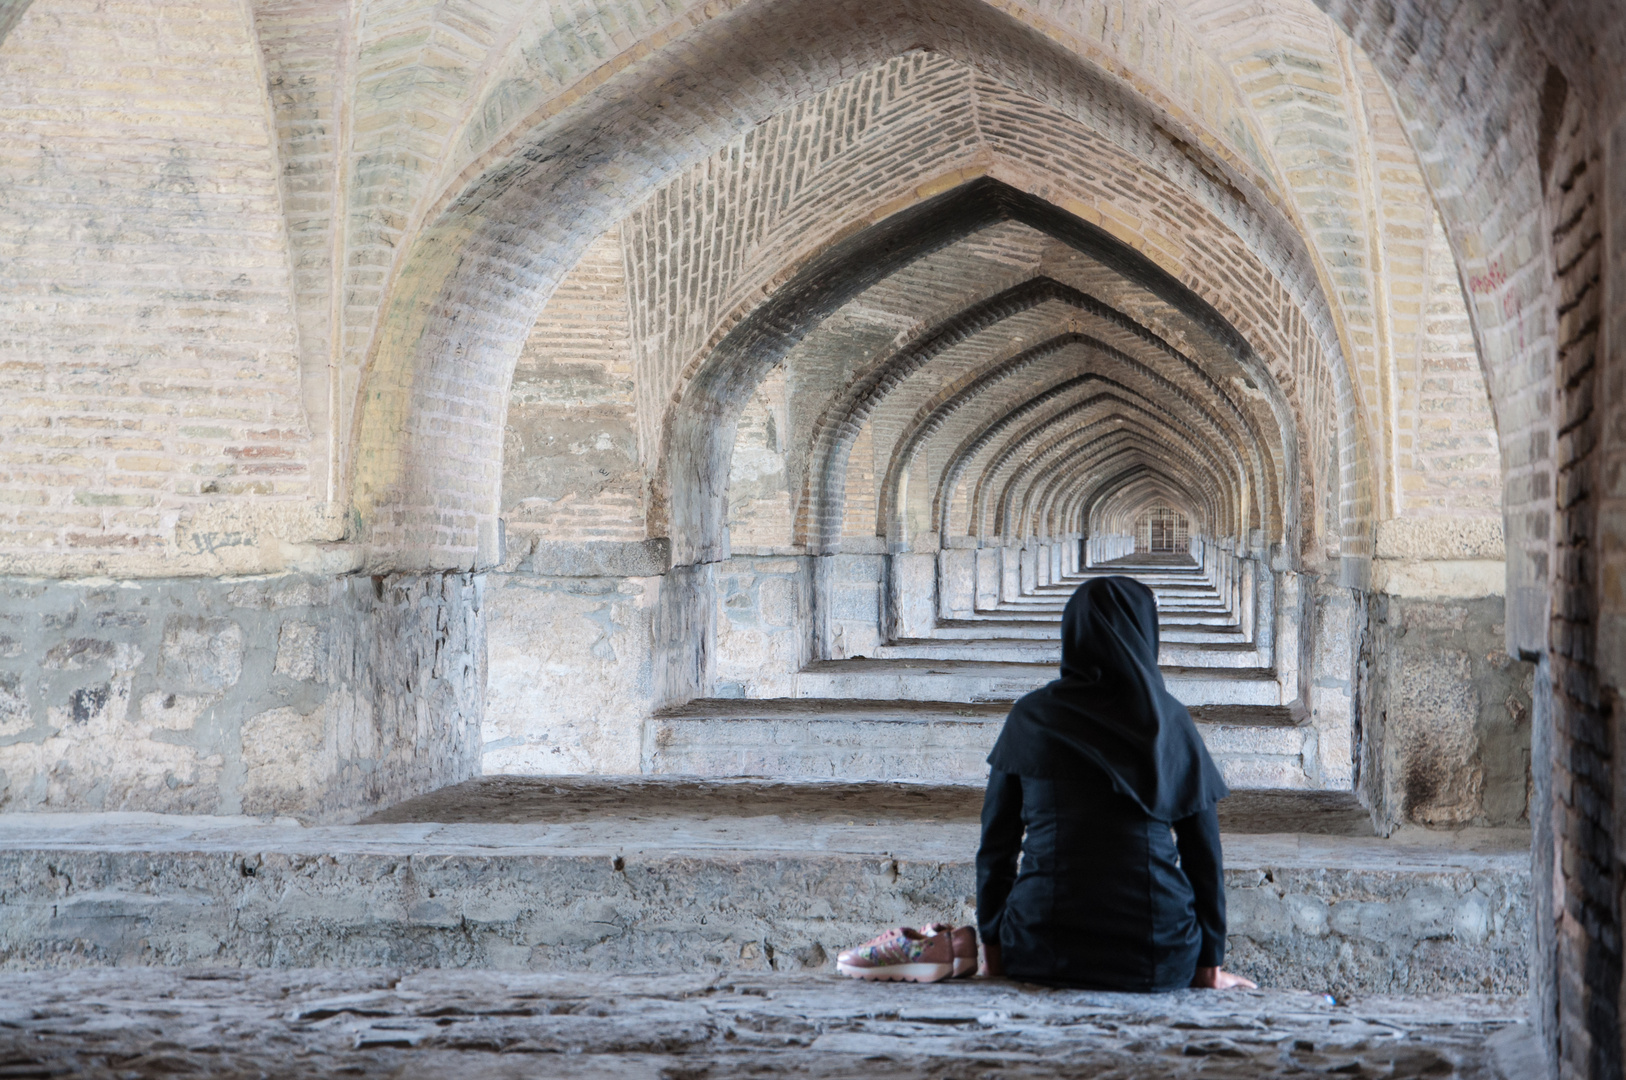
[[1468, 260, 1507, 294]]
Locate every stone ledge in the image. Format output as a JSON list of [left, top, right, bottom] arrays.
[[1371, 559, 1506, 599], [0, 812, 1528, 995], [511, 538, 673, 577]]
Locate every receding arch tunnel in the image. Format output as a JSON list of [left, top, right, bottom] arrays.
[[14, 0, 1620, 1062], [669, 179, 1304, 569]]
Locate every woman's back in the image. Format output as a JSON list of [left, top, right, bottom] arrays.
[[977, 767, 1223, 991], [974, 575, 1231, 992]]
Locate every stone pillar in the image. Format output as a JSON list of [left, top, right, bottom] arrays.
[[825, 552, 885, 659], [1239, 558, 1256, 644], [1359, 592, 1533, 831], [975, 547, 1000, 612], [1357, 520, 1531, 831], [888, 552, 937, 640], [937, 548, 976, 619], [1000, 547, 1022, 602], [1253, 564, 1276, 668]]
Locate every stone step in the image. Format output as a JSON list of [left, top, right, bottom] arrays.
[[934, 620, 1251, 644], [0, 780, 1529, 995], [1043, 569, 1208, 578], [1024, 578, 1219, 591], [790, 658, 1284, 706], [645, 699, 1313, 787], [1002, 583, 1218, 597], [985, 611, 1232, 622], [872, 639, 1268, 669], [1012, 588, 1217, 601], [988, 605, 1239, 626]]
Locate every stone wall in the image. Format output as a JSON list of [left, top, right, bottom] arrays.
[[0, 573, 484, 822], [715, 556, 814, 700], [1360, 595, 1534, 833], [483, 573, 658, 777], [501, 228, 644, 542], [484, 549, 820, 776]]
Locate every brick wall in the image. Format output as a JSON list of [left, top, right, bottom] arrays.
[[1317, 0, 1626, 1074], [0, 0, 313, 576], [502, 228, 643, 542], [1546, 78, 1618, 1080]]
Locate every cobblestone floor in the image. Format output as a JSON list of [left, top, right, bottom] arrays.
[[0, 969, 1532, 1078]]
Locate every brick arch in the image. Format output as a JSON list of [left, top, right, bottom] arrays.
[[1037, 450, 1217, 545], [899, 334, 1258, 544], [962, 387, 1243, 543], [1312, 0, 1557, 626], [849, 284, 1269, 551], [941, 366, 1251, 545], [1082, 471, 1205, 540], [994, 426, 1225, 542], [795, 264, 1284, 560], [1074, 463, 1212, 545], [676, 180, 1311, 567], [348, 0, 1362, 570], [1084, 477, 1204, 543], [1035, 442, 1223, 547]]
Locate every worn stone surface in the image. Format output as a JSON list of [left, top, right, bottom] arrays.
[[483, 572, 658, 776], [361, 775, 1373, 834], [0, 780, 1527, 994], [0, 573, 485, 822], [0, 969, 1530, 1079], [1360, 596, 1534, 831]]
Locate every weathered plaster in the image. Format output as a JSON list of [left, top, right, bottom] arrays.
[[1359, 596, 1533, 832], [0, 574, 484, 822]]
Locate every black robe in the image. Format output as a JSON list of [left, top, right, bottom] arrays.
[[976, 575, 1230, 992]]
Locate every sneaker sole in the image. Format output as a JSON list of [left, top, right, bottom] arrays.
[[836, 961, 953, 983], [952, 958, 976, 978]]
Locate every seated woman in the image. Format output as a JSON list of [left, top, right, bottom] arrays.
[[977, 575, 1256, 991]]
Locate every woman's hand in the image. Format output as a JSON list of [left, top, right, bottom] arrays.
[[1190, 966, 1257, 990], [980, 942, 1004, 977]]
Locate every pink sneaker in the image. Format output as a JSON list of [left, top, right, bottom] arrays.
[[919, 922, 979, 977], [836, 927, 954, 983]]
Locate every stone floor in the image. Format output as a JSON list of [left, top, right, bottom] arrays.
[[0, 968, 1535, 1079]]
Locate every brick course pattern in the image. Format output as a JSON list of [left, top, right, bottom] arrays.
[[0, 0, 312, 576]]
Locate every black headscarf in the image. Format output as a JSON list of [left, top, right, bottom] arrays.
[[986, 575, 1229, 822]]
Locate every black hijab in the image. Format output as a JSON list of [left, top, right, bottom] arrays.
[[986, 575, 1229, 822]]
